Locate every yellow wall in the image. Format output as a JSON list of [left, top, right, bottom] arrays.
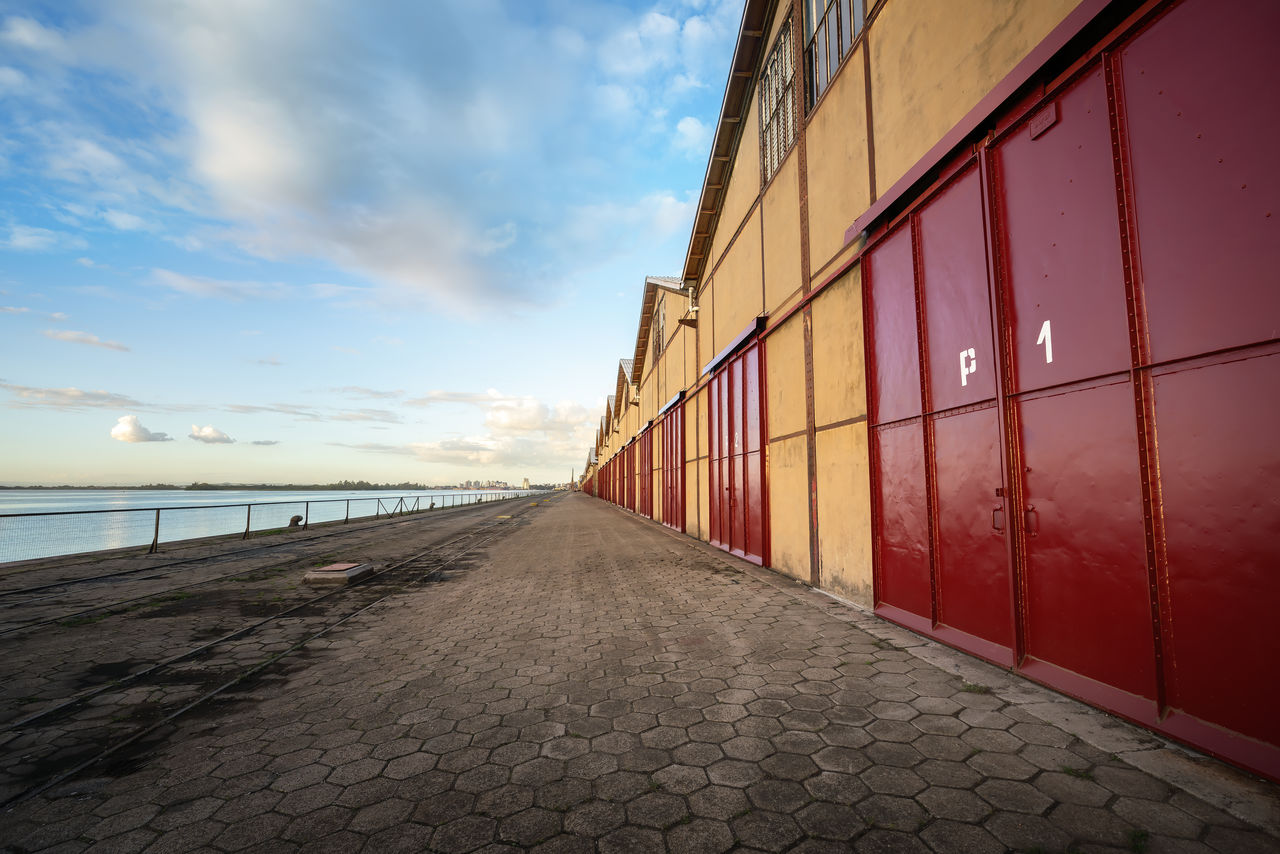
[[805, 47, 871, 275], [711, 207, 763, 354], [767, 435, 809, 581], [810, 266, 866, 427], [710, 96, 761, 273], [765, 313, 805, 440], [871, 0, 1080, 192], [815, 421, 873, 603], [587, 0, 1083, 606], [761, 153, 801, 314]]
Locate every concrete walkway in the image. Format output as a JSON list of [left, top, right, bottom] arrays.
[[2, 493, 1276, 852]]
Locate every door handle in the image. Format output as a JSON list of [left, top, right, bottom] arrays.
[[992, 506, 1004, 532]]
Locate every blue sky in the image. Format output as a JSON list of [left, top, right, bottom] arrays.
[[0, 0, 739, 486]]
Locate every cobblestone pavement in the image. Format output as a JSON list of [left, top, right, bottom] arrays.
[[2, 494, 1276, 852]]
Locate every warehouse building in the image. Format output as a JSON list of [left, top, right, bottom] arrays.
[[581, 0, 1278, 781]]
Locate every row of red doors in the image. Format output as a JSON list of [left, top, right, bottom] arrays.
[[590, 345, 765, 562], [708, 341, 769, 565], [865, 0, 1278, 778]]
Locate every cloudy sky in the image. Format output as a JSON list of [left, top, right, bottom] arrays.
[[0, 0, 739, 486]]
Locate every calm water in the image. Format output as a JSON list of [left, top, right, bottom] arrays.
[[0, 488, 535, 564]]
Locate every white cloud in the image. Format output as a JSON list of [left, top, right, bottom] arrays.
[[110, 414, 171, 443], [0, 382, 145, 410], [0, 3, 739, 313], [1, 305, 29, 314], [330, 408, 400, 423], [42, 329, 129, 351], [4, 225, 86, 251], [358, 391, 596, 473], [0, 16, 67, 55], [102, 209, 147, 231], [674, 116, 711, 158], [334, 386, 401, 400], [0, 65, 27, 93], [152, 268, 292, 301], [250, 439, 279, 446], [404, 389, 509, 407], [189, 424, 234, 444], [598, 12, 680, 76]]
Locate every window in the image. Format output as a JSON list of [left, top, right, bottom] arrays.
[[804, 0, 865, 107], [653, 296, 666, 360], [759, 19, 796, 184]]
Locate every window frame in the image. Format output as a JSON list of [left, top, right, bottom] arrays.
[[759, 18, 797, 185], [804, 0, 866, 109]]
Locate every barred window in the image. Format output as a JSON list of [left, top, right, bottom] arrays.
[[759, 19, 796, 185], [653, 296, 666, 360], [804, 0, 865, 107]]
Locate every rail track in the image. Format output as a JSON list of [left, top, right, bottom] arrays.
[[0, 497, 526, 635], [0, 495, 553, 808]]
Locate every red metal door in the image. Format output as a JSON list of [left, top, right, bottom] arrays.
[[993, 65, 1155, 701], [865, 0, 1280, 779], [1119, 0, 1280, 363], [661, 404, 686, 531], [867, 225, 932, 627], [1116, 0, 1280, 764], [708, 340, 768, 564], [917, 166, 1014, 662], [638, 428, 653, 518]]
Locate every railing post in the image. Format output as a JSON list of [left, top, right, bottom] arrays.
[[345, 499, 350, 524], [243, 504, 251, 539], [149, 508, 160, 553], [304, 501, 310, 530]]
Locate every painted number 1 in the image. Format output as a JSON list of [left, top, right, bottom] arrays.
[[1036, 319, 1053, 364]]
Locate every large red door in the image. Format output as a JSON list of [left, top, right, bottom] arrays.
[[637, 428, 653, 518], [865, 0, 1280, 780], [660, 404, 685, 531], [708, 340, 767, 565]]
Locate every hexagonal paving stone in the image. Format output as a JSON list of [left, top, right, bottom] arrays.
[[747, 779, 811, 813], [594, 770, 651, 802], [796, 801, 863, 840], [916, 785, 992, 822], [598, 825, 664, 854], [476, 784, 534, 818], [563, 799, 625, 838], [919, 819, 1005, 854], [730, 809, 803, 852], [975, 778, 1053, 815], [856, 794, 926, 832], [626, 791, 688, 829], [689, 785, 751, 820], [498, 807, 562, 847]]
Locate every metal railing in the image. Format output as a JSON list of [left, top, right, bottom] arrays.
[[0, 491, 536, 565]]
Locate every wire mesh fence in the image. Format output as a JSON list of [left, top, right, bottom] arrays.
[[0, 491, 532, 565]]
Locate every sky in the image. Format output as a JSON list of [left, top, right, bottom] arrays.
[[0, 0, 740, 487]]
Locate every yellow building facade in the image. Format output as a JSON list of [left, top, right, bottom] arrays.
[[584, 0, 1280, 780]]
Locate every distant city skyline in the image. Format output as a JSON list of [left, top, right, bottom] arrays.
[[0, 1, 740, 485]]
